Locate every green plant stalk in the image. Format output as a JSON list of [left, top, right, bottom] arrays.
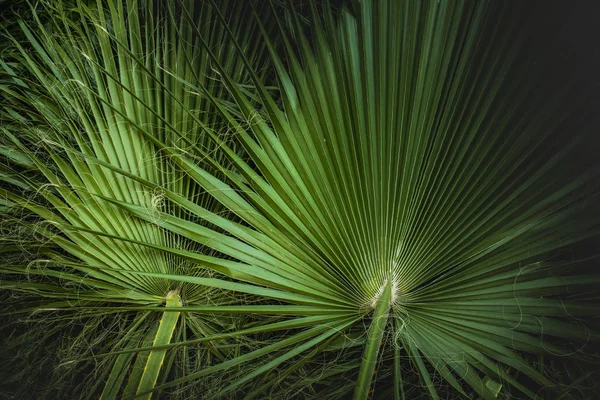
[[135, 290, 181, 399], [354, 281, 392, 400]]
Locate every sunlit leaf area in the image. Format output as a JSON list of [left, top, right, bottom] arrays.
[[1, 0, 599, 399]]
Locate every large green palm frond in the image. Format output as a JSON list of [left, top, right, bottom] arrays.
[[103, 1, 599, 398], [1, 0, 599, 399]]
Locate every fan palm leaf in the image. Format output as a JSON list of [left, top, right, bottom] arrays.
[[1, 0, 281, 397], [1, 0, 599, 399]]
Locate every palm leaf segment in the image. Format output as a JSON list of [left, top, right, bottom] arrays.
[[1, 0, 599, 399]]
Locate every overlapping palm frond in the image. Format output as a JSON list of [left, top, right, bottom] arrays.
[[1, 0, 281, 397], [1, 0, 599, 399]]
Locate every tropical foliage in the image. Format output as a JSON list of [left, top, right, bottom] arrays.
[[1, 0, 598, 399]]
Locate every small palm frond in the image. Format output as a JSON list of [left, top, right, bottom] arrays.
[[1, 0, 279, 397]]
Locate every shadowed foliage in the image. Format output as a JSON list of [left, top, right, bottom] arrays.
[[1, 0, 599, 399]]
